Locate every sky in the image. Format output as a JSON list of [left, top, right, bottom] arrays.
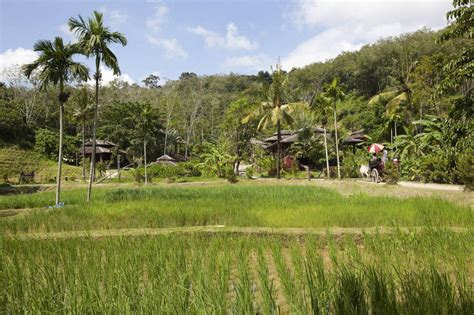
[[0, 0, 453, 85]]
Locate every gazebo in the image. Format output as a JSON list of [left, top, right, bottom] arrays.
[[81, 139, 126, 163]]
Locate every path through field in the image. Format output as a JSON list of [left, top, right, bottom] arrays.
[[5, 225, 469, 240]]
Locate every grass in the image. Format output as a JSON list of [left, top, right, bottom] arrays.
[[1, 184, 472, 234], [2, 182, 473, 312], [2, 230, 473, 313], [0, 147, 82, 183]]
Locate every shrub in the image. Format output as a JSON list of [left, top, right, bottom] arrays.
[[419, 154, 451, 184], [455, 152, 474, 190], [131, 162, 202, 183], [384, 161, 399, 185], [342, 151, 368, 178], [245, 166, 255, 179]]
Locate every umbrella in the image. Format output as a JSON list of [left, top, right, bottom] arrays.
[[368, 143, 384, 153]]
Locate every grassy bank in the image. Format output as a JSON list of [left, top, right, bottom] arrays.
[[1, 184, 473, 234], [3, 230, 473, 313]]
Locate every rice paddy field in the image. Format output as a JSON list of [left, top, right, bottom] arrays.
[[2, 182, 474, 313]]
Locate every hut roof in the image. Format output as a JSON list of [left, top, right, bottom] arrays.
[[84, 139, 116, 147], [156, 154, 176, 162]]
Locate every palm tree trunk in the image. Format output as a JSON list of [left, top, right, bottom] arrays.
[[81, 117, 86, 181], [276, 120, 281, 179], [87, 59, 100, 202], [323, 127, 330, 178], [307, 159, 311, 181], [333, 106, 341, 180], [56, 80, 64, 206], [144, 139, 148, 185]]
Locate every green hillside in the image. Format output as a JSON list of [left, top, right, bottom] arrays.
[[0, 147, 82, 183]]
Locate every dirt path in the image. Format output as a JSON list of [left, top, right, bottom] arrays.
[[4, 225, 469, 240]]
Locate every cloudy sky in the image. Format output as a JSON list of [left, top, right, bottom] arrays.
[[0, 0, 452, 85]]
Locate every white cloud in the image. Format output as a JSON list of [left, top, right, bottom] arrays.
[[146, 3, 169, 32], [147, 35, 188, 59], [187, 26, 225, 47], [282, 0, 452, 69], [223, 54, 270, 70], [87, 66, 134, 86], [226, 23, 258, 50], [97, 6, 127, 29], [0, 48, 38, 82], [187, 23, 258, 50], [58, 24, 76, 43]]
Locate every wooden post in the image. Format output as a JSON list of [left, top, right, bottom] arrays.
[[117, 155, 121, 182]]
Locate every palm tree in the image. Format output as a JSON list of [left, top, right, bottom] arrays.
[[72, 86, 93, 181], [323, 78, 345, 180], [369, 90, 409, 141], [69, 11, 127, 201], [311, 93, 332, 178], [23, 37, 89, 205], [243, 63, 302, 179]]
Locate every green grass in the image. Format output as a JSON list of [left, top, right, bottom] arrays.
[[0, 147, 82, 183], [1, 184, 472, 234], [3, 230, 473, 313]]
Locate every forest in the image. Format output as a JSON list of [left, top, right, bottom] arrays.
[[0, 0, 472, 187]]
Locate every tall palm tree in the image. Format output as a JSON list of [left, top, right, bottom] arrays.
[[311, 93, 332, 178], [23, 37, 89, 205], [72, 86, 93, 181], [369, 90, 409, 141], [323, 78, 345, 180], [243, 63, 303, 179], [69, 10, 127, 201]]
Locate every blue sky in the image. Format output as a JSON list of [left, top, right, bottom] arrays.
[[0, 0, 452, 85]]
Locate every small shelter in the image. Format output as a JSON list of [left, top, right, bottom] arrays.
[[81, 139, 126, 163], [155, 152, 187, 165], [342, 130, 370, 153]]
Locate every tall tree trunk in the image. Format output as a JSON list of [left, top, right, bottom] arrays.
[[276, 120, 281, 179], [307, 159, 311, 181], [163, 129, 168, 155], [323, 127, 330, 178], [81, 117, 86, 181], [87, 59, 100, 202], [56, 80, 64, 206], [333, 106, 341, 180], [144, 139, 148, 185]]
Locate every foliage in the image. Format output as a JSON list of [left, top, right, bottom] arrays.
[[384, 161, 400, 185], [341, 151, 367, 178], [454, 151, 474, 190], [34, 128, 78, 161], [198, 142, 234, 178], [131, 161, 202, 183]]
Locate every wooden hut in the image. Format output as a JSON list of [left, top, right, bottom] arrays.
[[81, 139, 126, 163]]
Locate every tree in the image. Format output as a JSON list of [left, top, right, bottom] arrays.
[[243, 63, 302, 179], [222, 97, 257, 174], [23, 37, 89, 205], [437, 0, 473, 92], [71, 86, 93, 181], [310, 93, 332, 178], [69, 10, 127, 202], [323, 78, 345, 180], [292, 127, 322, 181], [142, 74, 160, 89]]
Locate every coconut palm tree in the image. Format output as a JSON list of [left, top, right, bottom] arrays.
[[243, 63, 304, 179], [69, 10, 127, 201], [72, 86, 93, 181], [310, 93, 332, 178], [23, 37, 89, 205], [323, 78, 345, 180]]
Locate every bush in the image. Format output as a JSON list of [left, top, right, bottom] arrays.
[[419, 154, 451, 184], [342, 151, 368, 178], [131, 162, 202, 183], [384, 161, 399, 185], [455, 152, 474, 190], [245, 166, 255, 179]]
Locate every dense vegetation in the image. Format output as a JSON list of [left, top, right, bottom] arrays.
[[0, 1, 472, 188]]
